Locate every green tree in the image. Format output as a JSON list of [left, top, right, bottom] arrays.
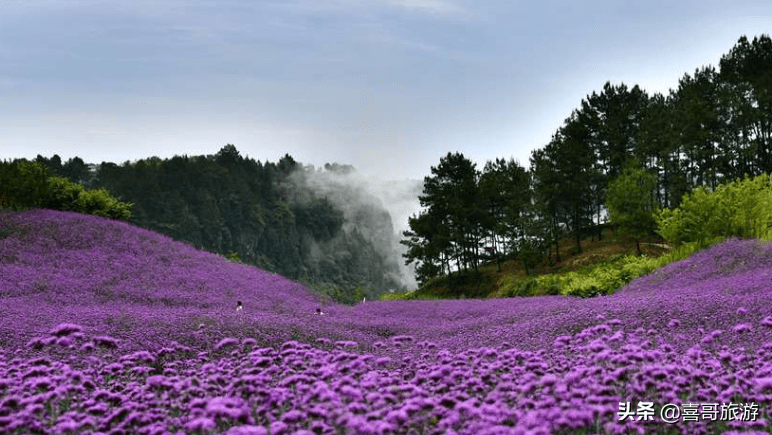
[[479, 158, 530, 271], [671, 66, 729, 190], [61, 157, 92, 186], [0, 160, 131, 220], [529, 147, 565, 263], [581, 81, 649, 181], [403, 152, 484, 284], [0, 160, 50, 209], [402, 206, 450, 285], [509, 212, 550, 275], [719, 34, 772, 177], [607, 163, 659, 255], [578, 82, 649, 238], [657, 173, 772, 244], [636, 92, 690, 208], [530, 112, 596, 257], [75, 188, 132, 220]]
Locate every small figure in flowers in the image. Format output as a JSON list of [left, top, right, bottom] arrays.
[[315, 308, 325, 315], [236, 301, 243, 312]]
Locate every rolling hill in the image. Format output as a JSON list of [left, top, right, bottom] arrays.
[[1, 209, 772, 434]]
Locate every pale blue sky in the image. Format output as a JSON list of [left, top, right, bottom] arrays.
[[1, 0, 770, 180]]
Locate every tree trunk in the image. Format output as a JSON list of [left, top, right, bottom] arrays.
[[575, 232, 582, 254], [597, 203, 603, 241]]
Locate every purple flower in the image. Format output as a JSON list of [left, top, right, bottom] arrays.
[[49, 323, 84, 337], [185, 417, 216, 431], [733, 323, 752, 333], [215, 337, 239, 350], [93, 335, 119, 349], [225, 426, 268, 435], [754, 377, 772, 393], [268, 420, 289, 435]]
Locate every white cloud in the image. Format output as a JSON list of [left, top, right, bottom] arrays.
[[384, 0, 464, 14], [337, 0, 466, 16]]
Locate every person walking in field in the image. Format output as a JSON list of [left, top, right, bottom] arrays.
[[236, 301, 243, 312]]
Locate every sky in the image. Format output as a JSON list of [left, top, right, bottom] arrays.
[[2, 1, 771, 179], [2, 1, 771, 180]]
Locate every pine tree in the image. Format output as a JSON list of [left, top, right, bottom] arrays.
[[607, 163, 659, 255]]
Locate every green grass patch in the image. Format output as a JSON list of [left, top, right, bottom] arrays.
[[540, 237, 725, 298], [409, 270, 495, 299]]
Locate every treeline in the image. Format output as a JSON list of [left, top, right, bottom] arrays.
[[6, 145, 406, 303], [516, 172, 772, 299], [403, 34, 772, 286], [0, 159, 131, 220]]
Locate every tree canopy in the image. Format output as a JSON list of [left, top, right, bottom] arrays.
[[403, 34, 772, 291], [607, 163, 659, 255], [24, 146, 407, 304]]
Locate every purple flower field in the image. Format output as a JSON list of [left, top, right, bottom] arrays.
[[2, 209, 772, 435]]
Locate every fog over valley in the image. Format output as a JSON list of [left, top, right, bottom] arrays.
[[287, 163, 424, 290]]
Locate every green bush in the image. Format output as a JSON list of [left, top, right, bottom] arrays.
[[494, 213, 728, 301], [657, 174, 772, 244], [504, 276, 539, 297], [43, 176, 83, 211], [0, 160, 49, 209], [309, 282, 347, 304], [225, 251, 241, 262], [536, 274, 563, 296], [592, 263, 627, 289], [620, 257, 657, 279], [532, 252, 671, 298], [76, 188, 132, 220], [0, 160, 132, 220], [379, 291, 410, 301], [563, 275, 604, 298]]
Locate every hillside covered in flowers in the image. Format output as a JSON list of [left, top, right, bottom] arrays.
[[1, 209, 772, 434]]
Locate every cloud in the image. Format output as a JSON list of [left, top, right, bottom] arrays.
[[384, 0, 464, 14], [86, 129, 128, 136], [336, 0, 467, 16], [287, 165, 423, 290]]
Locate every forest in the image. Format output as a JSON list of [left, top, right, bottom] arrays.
[[1, 148, 407, 304], [402, 34, 772, 285], [1, 34, 770, 299]]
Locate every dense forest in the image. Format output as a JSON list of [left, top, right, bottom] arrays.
[[403, 34, 772, 285], [3, 148, 407, 304], [2, 34, 769, 298]]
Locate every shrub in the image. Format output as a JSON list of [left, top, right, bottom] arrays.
[[620, 256, 658, 279], [657, 174, 772, 244], [504, 276, 539, 297], [0, 160, 49, 209], [43, 176, 83, 211], [533, 252, 675, 299], [379, 291, 410, 301], [564, 275, 604, 298], [76, 188, 132, 220], [536, 274, 563, 296], [0, 160, 131, 220]]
